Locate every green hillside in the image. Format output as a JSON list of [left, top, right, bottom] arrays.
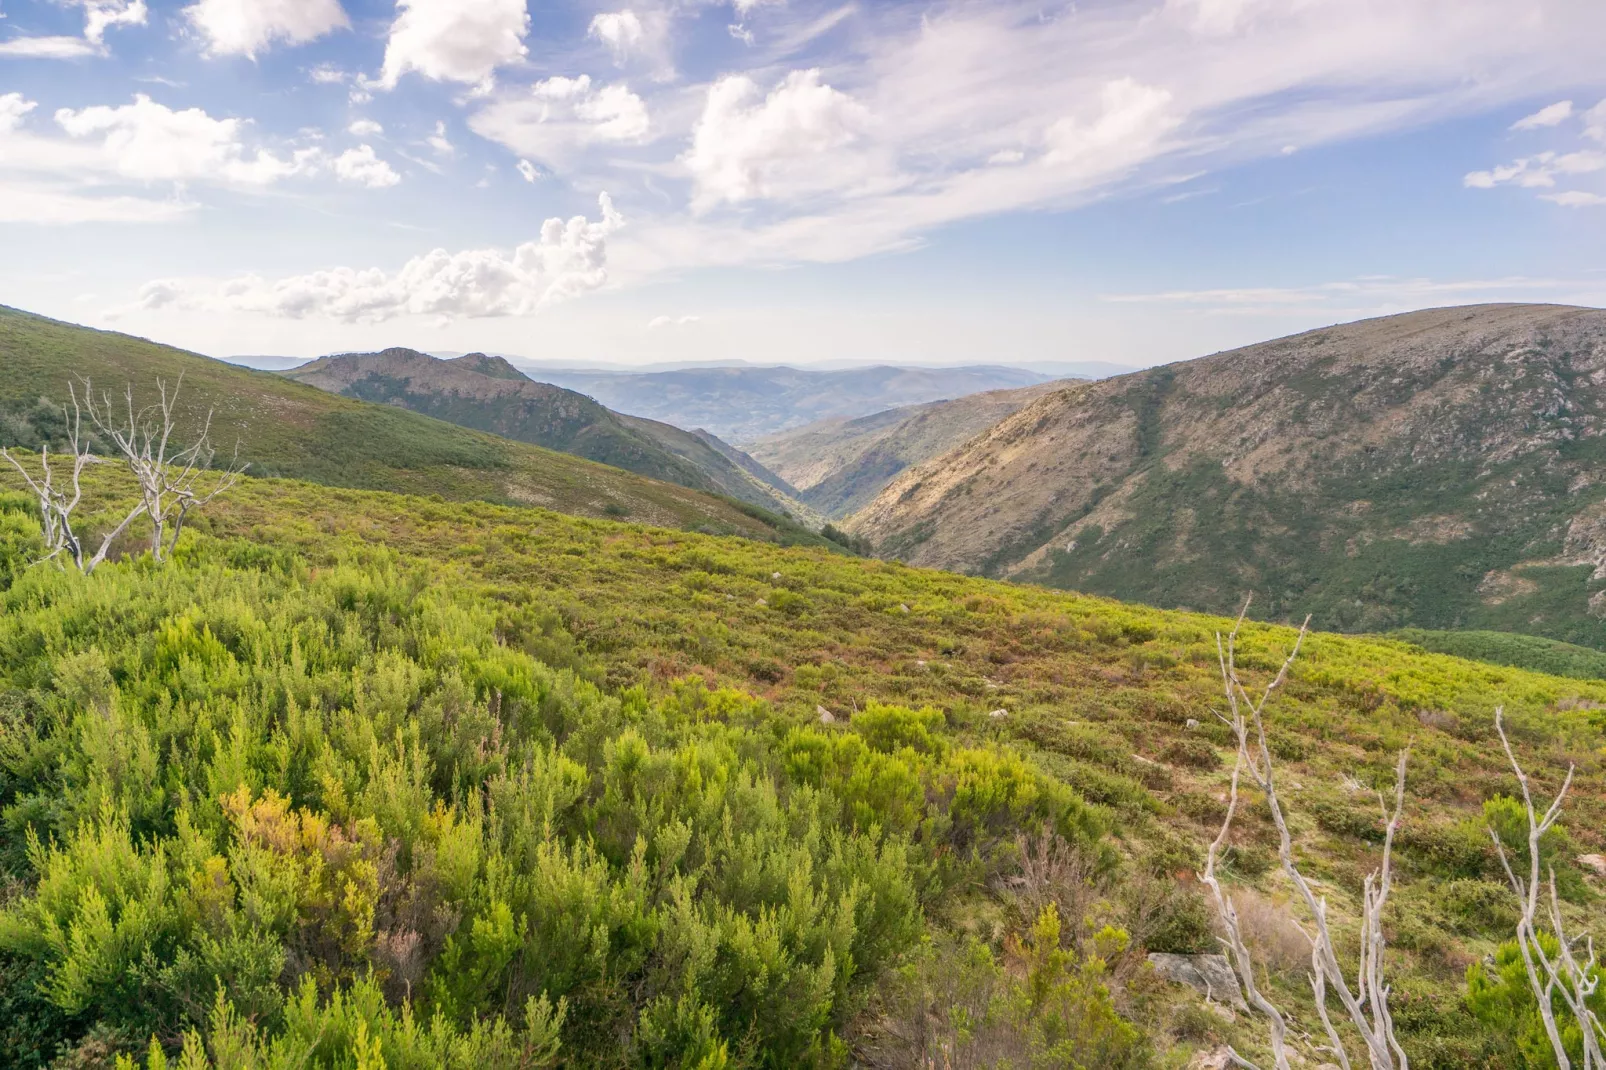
[[1, 461, 1602, 1068], [0, 305, 822, 546], [287, 350, 813, 521], [1390, 627, 1606, 681]]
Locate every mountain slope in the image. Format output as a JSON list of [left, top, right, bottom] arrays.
[[748, 381, 1071, 518], [287, 349, 809, 519], [3, 461, 1602, 1068], [521, 363, 1053, 441], [850, 303, 1606, 643], [0, 305, 817, 543]]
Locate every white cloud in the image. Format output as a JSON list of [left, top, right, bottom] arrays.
[[82, 0, 148, 43], [1465, 151, 1606, 189], [0, 93, 192, 224], [53, 95, 321, 184], [1541, 190, 1606, 207], [378, 0, 529, 90], [0, 0, 145, 57], [0, 92, 401, 222], [1044, 78, 1177, 172], [123, 193, 625, 323], [470, 75, 649, 165], [588, 10, 643, 63], [309, 64, 349, 85], [683, 69, 875, 211], [1165, 0, 1325, 36], [1101, 274, 1598, 316], [348, 118, 383, 137], [0, 94, 38, 132], [516, 158, 540, 182], [1587, 100, 1606, 144], [427, 120, 454, 155], [647, 314, 700, 328], [332, 145, 400, 188], [0, 36, 101, 58], [0, 184, 191, 224], [1511, 100, 1573, 129], [184, 0, 349, 58]]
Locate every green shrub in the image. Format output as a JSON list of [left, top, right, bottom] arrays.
[[1467, 935, 1606, 1069], [1157, 738, 1219, 771]]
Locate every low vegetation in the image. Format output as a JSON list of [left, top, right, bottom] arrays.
[[1, 460, 1603, 1067]]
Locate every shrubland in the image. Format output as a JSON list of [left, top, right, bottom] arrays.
[[1, 462, 1604, 1068]]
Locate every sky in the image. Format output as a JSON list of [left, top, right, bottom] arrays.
[[0, 0, 1604, 369]]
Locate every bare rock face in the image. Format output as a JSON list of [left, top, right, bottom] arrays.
[[1148, 952, 1249, 1010], [849, 304, 1606, 645]]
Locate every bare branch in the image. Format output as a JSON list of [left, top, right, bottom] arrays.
[[1492, 709, 1602, 1070], [1205, 601, 1409, 1070]]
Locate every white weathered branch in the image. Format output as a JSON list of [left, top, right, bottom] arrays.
[[82, 374, 246, 564], [1205, 598, 1409, 1070], [1492, 708, 1604, 1070]]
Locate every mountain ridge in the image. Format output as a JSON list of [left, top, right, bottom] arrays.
[[286, 347, 814, 521], [848, 302, 1606, 644], [0, 305, 819, 544]]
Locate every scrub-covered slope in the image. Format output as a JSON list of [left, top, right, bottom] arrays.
[[0, 463, 1601, 1068], [852, 304, 1606, 644]]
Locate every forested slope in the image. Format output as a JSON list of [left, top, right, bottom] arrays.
[[0, 463, 1602, 1067]]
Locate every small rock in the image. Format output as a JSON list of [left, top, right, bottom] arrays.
[[898, 604, 910, 614], [1186, 718, 1201, 729], [756, 598, 768, 606], [817, 706, 836, 724], [915, 659, 927, 667], [1579, 853, 1606, 876], [988, 709, 1009, 719], [1187, 1046, 1233, 1070], [772, 572, 782, 580], [1131, 753, 1160, 767], [1148, 953, 1248, 1011]]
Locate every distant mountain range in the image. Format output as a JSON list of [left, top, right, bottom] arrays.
[[748, 381, 1072, 519], [508, 364, 1061, 442], [848, 303, 1606, 645], [286, 350, 813, 521]]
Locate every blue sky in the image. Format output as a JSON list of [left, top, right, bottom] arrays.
[[1, 0, 1603, 368]]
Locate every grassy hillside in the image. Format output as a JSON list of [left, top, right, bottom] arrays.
[[1390, 628, 1606, 680], [850, 304, 1606, 646], [0, 305, 823, 546], [1, 461, 1602, 1068], [748, 382, 1068, 519], [288, 350, 812, 521]]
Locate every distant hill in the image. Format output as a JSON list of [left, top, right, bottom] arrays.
[[520, 364, 1053, 442], [849, 303, 1606, 645], [0, 305, 822, 544], [287, 349, 811, 521], [748, 381, 1072, 518]]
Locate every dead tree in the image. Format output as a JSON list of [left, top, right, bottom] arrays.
[[1203, 599, 1410, 1070], [0, 383, 148, 574], [1491, 708, 1605, 1070], [82, 375, 246, 563]]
